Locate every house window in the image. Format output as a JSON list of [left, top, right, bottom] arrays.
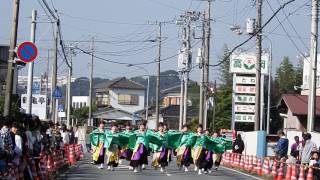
[[118, 94, 139, 105]]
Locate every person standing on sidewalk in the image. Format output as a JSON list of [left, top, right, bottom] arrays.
[[300, 133, 317, 164], [232, 134, 244, 154], [274, 130, 289, 160]]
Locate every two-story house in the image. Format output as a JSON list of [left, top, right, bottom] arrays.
[[93, 77, 145, 126]]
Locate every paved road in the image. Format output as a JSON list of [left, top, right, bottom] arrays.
[[57, 155, 260, 180]]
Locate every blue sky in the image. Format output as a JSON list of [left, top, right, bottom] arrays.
[[0, 0, 311, 82]]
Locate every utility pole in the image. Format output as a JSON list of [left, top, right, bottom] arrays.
[[178, 11, 199, 127], [66, 46, 73, 129], [51, 20, 59, 124], [26, 9, 37, 115], [183, 19, 191, 125], [254, 0, 262, 131], [203, 0, 211, 129], [307, 0, 318, 132], [88, 37, 94, 126], [155, 22, 162, 128], [3, 0, 20, 116], [45, 49, 49, 120], [266, 42, 272, 134], [179, 73, 184, 130]]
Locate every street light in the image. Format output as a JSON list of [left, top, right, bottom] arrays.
[[126, 64, 150, 121]]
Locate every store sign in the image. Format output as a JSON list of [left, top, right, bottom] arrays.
[[21, 94, 47, 120], [236, 76, 256, 85], [235, 105, 255, 113], [235, 85, 256, 94], [235, 95, 255, 103], [230, 53, 269, 74], [235, 114, 255, 122]]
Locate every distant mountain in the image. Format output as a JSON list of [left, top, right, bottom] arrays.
[[65, 70, 184, 106]]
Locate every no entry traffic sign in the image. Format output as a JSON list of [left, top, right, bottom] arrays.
[[17, 41, 38, 63]]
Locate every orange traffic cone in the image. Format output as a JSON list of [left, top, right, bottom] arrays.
[[306, 167, 313, 180], [277, 161, 284, 180], [291, 163, 297, 180], [272, 160, 278, 179], [298, 164, 305, 180], [285, 163, 292, 180], [262, 158, 270, 175]]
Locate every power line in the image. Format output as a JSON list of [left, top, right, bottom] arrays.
[[76, 40, 201, 66], [209, 0, 296, 67], [275, 0, 309, 50]]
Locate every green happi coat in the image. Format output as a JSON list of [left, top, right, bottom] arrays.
[[90, 129, 106, 147]]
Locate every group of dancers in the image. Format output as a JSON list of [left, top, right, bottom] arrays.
[[90, 121, 232, 175]]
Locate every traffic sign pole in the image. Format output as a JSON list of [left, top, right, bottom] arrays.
[[26, 9, 37, 115]]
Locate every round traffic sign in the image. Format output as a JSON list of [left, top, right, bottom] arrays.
[[17, 41, 38, 63]]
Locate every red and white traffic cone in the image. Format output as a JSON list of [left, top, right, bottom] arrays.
[[262, 158, 270, 176], [298, 164, 305, 180], [248, 155, 254, 172], [69, 144, 76, 165], [277, 161, 284, 180], [255, 157, 262, 175], [239, 155, 245, 170], [80, 144, 84, 160], [221, 153, 225, 165], [253, 156, 257, 166], [271, 160, 278, 179], [291, 163, 297, 180], [285, 163, 292, 180], [47, 154, 54, 174], [306, 167, 313, 180]]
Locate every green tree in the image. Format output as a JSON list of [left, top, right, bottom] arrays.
[[208, 45, 232, 132], [274, 57, 297, 99], [71, 105, 97, 126], [0, 95, 22, 118]]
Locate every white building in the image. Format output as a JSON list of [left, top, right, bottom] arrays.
[[72, 96, 89, 109], [93, 77, 145, 125]]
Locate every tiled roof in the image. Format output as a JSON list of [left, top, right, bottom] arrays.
[[95, 77, 145, 92], [281, 94, 320, 116]]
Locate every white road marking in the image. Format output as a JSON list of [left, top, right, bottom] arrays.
[[166, 173, 172, 176], [220, 166, 263, 180]]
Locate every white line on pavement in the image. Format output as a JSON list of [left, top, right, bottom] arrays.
[[166, 173, 172, 176], [220, 166, 263, 180]]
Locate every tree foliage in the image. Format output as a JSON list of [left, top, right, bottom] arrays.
[[208, 45, 232, 132]]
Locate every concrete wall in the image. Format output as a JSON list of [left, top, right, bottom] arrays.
[[238, 131, 259, 155], [109, 88, 145, 113]]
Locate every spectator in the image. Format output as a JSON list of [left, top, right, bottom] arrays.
[[74, 126, 79, 144], [232, 134, 245, 154], [274, 130, 289, 160], [11, 122, 22, 166], [0, 117, 14, 156], [290, 136, 301, 159], [309, 151, 320, 180], [300, 133, 317, 164], [61, 124, 70, 145]]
